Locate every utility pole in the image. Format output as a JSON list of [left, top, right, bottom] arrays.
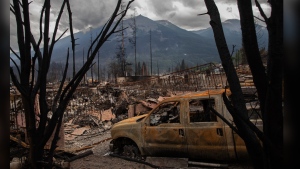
[[157, 60, 159, 76], [150, 29, 152, 76], [72, 47, 76, 79], [122, 19, 125, 76], [86, 40, 89, 84], [90, 28, 93, 84], [98, 51, 100, 82], [121, 4, 125, 76], [83, 48, 85, 85], [133, 9, 137, 76]]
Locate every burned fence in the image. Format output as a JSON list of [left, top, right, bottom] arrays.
[[119, 63, 257, 94], [158, 63, 227, 91], [120, 63, 228, 92]]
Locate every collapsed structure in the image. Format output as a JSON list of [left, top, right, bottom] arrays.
[[10, 63, 259, 167]]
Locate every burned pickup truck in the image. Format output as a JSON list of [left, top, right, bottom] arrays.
[[109, 89, 262, 162]]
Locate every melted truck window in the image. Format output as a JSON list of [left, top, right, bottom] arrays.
[[189, 99, 217, 122], [150, 101, 180, 126]]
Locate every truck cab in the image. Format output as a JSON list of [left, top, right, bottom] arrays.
[[110, 89, 263, 161]]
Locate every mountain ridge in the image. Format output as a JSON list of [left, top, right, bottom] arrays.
[[10, 15, 268, 75], [190, 18, 268, 50]]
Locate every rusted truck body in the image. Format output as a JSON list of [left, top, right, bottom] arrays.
[[110, 89, 262, 161]]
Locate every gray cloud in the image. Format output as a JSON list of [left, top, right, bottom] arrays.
[[148, 0, 179, 16], [132, 0, 270, 30], [10, 0, 271, 51], [52, 0, 121, 32]]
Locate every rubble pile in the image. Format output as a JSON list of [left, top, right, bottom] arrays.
[[235, 65, 255, 87], [9, 63, 258, 168]]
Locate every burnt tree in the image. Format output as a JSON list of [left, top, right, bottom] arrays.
[[202, 0, 283, 168], [238, 0, 283, 168], [202, 1, 264, 168], [10, 0, 134, 168]]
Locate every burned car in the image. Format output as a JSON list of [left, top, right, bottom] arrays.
[[109, 89, 262, 161]]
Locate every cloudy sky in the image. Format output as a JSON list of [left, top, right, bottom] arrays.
[[10, 0, 271, 51]]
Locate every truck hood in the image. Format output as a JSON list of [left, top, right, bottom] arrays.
[[114, 114, 147, 125]]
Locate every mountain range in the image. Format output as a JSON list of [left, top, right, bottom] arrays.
[[10, 15, 268, 74]]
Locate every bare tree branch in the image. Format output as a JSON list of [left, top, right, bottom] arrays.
[[43, 0, 50, 57], [61, 0, 130, 100], [47, 109, 63, 167], [204, 0, 264, 167], [38, 0, 63, 137], [11, 1, 135, 167], [52, 48, 70, 113], [41, 0, 134, 145], [30, 33, 42, 61], [10, 6, 15, 14], [61, 0, 135, 116], [89, 62, 96, 69], [222, 92, 282, 159], [10, 57, 21, 78], [66, 0, 77, 78], [49, 0, 67, 57], [86, 16, 114, 59], [210, 107, 240, 135], [30, 32, 44, 104], [222, 92, 257, 138], [40, 47, 69, 147], [38, 5, 46, 47], [30, 57, 36, 93], [86, 20, 110, 58], [12, 0, 25, 64], [197, 12, 209, 16], [22, 0, 33, 75], [230, 45, 236, 57], [99, 0, 134, 45], [40, 0, 51, 97], [12, 2, 36, 155], [55, 29, 68, 42], [116, 10, 126, 17], [113, 27, 129, 34], [254, 0, 269, 23], [10, 68, 27, 96], [254, 16, 265, 23], [10, 47, 20, 60]]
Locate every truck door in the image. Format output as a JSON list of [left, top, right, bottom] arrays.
[[143, 100, 187, 157], [185, 97, 229, 160]]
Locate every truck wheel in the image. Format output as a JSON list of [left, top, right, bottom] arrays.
[[122, 144, 142, 160]]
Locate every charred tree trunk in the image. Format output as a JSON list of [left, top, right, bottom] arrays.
[[262, 0, 283, 168], [203, 1, 264, 168], [237, 0, 268, 112], [239, 0, 283, 168], [10, 0, 135, 168]]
